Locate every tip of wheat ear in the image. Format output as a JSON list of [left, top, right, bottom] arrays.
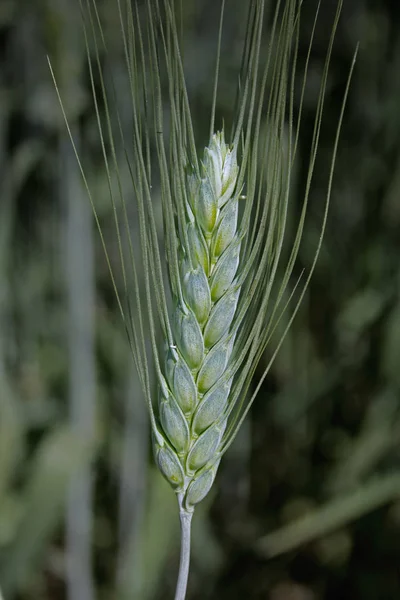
[[153, 130, 242, 511]]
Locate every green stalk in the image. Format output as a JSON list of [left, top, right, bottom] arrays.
[[175, 496, 193, 600]]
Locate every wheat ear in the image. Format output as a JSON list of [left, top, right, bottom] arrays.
[[49, 0, 357, 599], [153, 132, 241, 598], [154, 130, 240, 513]]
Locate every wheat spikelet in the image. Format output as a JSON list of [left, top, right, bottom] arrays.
[[154, 130, 241, 511]]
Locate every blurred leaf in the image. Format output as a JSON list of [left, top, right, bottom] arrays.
[[382, 304, 400, 387], [0, 0, 14, 27], [116, 468, 178, 600], [337, 288, 387, 348], [0, 381, 23, 501], [0, 493, 24, 547], [0, 426, 96, 595], [256, 473, 400, 558]]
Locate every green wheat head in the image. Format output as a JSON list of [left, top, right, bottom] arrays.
[[50, 0, 356, 596]]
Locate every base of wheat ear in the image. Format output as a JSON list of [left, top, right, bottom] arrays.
[[153, 130, 241, 511]]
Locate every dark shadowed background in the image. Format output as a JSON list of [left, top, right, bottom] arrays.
[[0, 0, 400, 599]]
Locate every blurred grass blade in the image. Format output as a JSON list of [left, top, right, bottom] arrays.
[[116, 468, 178, 600], [256, 473, 400, 558], [0, 427, 95, 596], [62, 128, 96, 600]]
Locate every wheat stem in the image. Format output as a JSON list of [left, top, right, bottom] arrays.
[[175, 499, 193, 600]]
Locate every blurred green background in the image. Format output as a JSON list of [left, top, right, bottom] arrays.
[[0, 0, 400, 599]]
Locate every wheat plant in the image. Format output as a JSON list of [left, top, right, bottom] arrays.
[[50, 0, 356, 598]]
